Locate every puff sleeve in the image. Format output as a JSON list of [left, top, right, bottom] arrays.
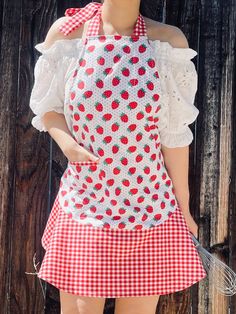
[[153, 42, 200, 148], [29, 42, 65, 132]]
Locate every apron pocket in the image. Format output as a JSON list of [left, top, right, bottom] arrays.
[[58, 159, 108, 220], [68, 160, 103, 191], [66, 160, 106, 203]]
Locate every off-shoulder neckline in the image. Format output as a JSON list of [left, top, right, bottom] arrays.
[[35, 37, 198, 60]]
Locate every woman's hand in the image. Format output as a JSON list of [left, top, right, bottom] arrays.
[[63, 142, 100, 163], [181, 210, 198, 238]]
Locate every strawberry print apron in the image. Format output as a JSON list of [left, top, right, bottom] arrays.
[[34, 2, 208, 297], [58, 3, 179, 231]]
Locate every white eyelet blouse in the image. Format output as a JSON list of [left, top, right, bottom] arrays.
[[29, 38, 199, 148]]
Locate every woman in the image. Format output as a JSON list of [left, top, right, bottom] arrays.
[[29, 0, 207, 313]]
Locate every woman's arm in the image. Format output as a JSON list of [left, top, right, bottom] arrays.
[[161, 145, 190, 213], [161, 144, 199, 238], [39, 19, 99, 163], [42, 112, 78, 159], [156, 26, 196, 213]]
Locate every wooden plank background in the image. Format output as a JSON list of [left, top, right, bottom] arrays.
[[0, 0, 235, 313]]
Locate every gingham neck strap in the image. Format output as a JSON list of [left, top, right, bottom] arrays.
[[59, 2, 147, 37]]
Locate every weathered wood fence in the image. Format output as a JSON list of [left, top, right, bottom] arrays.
[[0, 0, 235, 313]]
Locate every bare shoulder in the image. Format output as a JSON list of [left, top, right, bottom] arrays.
[[144, 17, 189, 48], [43, 16, 84, 49]]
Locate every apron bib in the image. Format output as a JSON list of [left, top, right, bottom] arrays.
[[58, 3, 178, 230]]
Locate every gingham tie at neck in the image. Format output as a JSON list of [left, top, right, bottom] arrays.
[[59, 1, 147, 37]]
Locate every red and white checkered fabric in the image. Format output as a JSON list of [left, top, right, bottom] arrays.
[[59, 2, 102, 36], [37, 195, 207, 297]]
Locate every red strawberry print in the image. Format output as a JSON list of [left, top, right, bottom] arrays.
[[77, 81, 85, 89], [136, 111, 144, 120], [104, 44, 114, 52], [146, 205, 154, 213], [115, 187, 122, 196], [154, 213, 162, 221], [85, 68, 94, 76], [112, 76, 121, 86], [164, 191, 170, 199], [106, 208, 112, 216], [137, 88, 145, 98], [143, 186, 150, 194], [114, 35, 122, 40], [123, 197, 131, 206], [120, 136, 128, 145], [59, 29, 179, 231], [119, 208, 126, 214], [97, 56, 105, 65], [113, 54, 122, 63], [103, 223, 111, 229], [160, 201, 166, 209], [73, 125, 79, 132], [136, 132, 143, 141], [85, 113, 93, 121], [136, 154, 143, 162], [129, 188, 138, 195], [128, 167, 136, 175], [111, 99, 120, 109], [83, 91, 93, 99], [141, 213, 148, 221], [130, 35, 140, 42], [74, 113, 80, 121], [127, 101, 138, 110], [96, 125, 104, 134], [79, 58, 86, 67], [96, 79, 104, 88], [120, 90, 129, 100], [118, 222, 126, 229], [104, 67, 113, 75], [129, 56, 139, 64], [139, 44, 147, 53], [98, 35, 107, 42], [122, 45, 131, 54], [102, 90, 112, 98], [128, 216, 135, 223], [90, 206, 97, 213], [102, 113, 112, 121], [103, 135, 112, 144], [80, 213, 87, 220], [111, 123, 120, 132], [96, 215, 104, 220], [122, 179, 130, 187], [120, 113, 128, 123], [70, 91, 76, 100], [129, 79, 139, 87], [112, 216, 121, 221], [113, 167, 121, 175], [95, 102, 103, 112], [87, 45, 95, 52], [146, 80, 154, 90], [127, 124, 137, 132], [138, 66, 146, 75], [121, 67, 130, 77], [147, 58, 156, 68]]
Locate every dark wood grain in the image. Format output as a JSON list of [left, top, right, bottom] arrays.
[[0, 0, 235, 313]]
